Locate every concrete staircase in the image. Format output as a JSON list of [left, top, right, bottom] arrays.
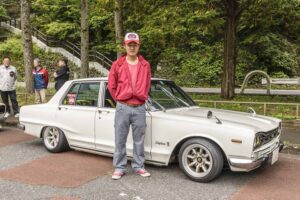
[[0, 19, 112, 76]]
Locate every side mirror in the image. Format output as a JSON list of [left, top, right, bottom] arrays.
[[207, 110, 222, 124], [207, 110, 213, 119], [247, 107, 256, 117]]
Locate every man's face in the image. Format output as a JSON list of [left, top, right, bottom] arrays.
[[125, 42, 140, 57], [58, 60, 65, 67], [3, 58, 10, 67], [33, 60, 40, 67]]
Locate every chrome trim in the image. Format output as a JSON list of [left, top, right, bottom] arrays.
[[71, 145, 167, 166], [229, 140, 281, 172]]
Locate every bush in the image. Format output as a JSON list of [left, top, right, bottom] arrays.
[[0, 35, 103, 82]]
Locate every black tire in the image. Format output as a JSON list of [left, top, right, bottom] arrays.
[[178, 138, 224, 182], [42, 127, 70, 153]]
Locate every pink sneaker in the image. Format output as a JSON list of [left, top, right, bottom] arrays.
[[136, 169, 151, 177], [112, 171, 124, 180]]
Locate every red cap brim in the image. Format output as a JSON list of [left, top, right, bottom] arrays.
[[124, 40, 140, 45]]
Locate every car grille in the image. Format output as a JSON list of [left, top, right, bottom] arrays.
[[0, 104, 5, 114], [260, 128, 280, 146]]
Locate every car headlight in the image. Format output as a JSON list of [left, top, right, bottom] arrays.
[[253, 132, 263, 149]]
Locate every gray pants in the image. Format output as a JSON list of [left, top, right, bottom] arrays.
[[113, 102, 146, 173]]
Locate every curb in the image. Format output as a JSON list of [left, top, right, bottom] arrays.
[[280, 152, 300, 160]]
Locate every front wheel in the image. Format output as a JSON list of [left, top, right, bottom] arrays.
[[179, 138, 224, 182], [42, 127, 69, 153]]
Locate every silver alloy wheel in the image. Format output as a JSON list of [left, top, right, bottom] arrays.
[[182, 144, 213, 178], [44, 127, 60, 149]]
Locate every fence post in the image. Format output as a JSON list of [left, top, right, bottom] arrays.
[[214, 102, 217, 108], [263, 103, 267, 115], [296, 104, 299, 119]]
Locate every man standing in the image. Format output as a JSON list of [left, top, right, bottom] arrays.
[[32, 58, 49, 104], [54, 57, 70, 91], [0, 57, 19, 118], [108, 32, 151, 180]]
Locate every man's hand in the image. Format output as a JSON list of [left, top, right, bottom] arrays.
[[53, 72, 57, 78]]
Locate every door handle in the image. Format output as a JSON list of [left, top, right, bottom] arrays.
[[98, 110, 110, 114], [58, 107, 68, 111]]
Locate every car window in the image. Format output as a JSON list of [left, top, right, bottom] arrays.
[[76, 82, 100, 107], [62, 83, 80, 105], [103, 83, 116, 108], [62, 82, 100, 107], [148, 80, 195, 110]]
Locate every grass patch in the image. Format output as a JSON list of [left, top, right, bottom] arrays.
[[191, 93, 300, 120], [190, 93, 300, 103]]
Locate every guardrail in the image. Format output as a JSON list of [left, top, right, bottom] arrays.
[[262, 78, 300, 85], [0, 19, 113, 70], [194, 100, 300, 119]]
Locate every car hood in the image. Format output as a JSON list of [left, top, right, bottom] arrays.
[[166, 106, 280, 132]]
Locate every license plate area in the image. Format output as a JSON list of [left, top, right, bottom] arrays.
[[271, 147, 279, 165]]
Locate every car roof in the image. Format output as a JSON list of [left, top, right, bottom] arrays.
[[69, 77, 168, 82]]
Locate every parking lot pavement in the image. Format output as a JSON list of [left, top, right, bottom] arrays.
[[0, 127, 300, 200]]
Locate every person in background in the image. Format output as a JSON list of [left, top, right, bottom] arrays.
[[0, 56, 20, 118], [54, 57, 70, 91], [32, 58, 49, 104]]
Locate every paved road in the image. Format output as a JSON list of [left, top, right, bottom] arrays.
[[183, 87, 300, 95], [0, 127, 299, 200]]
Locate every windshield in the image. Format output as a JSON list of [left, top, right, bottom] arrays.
[[147, 80, 196, 111]]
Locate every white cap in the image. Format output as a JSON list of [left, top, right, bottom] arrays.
[[124, 32, 140, 44]]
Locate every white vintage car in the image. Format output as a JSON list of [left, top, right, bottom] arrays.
[[20, 78, 283, 182]]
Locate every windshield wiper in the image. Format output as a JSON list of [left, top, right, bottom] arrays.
[[159, 85, 190, 107], [147, 98, 166, 112]]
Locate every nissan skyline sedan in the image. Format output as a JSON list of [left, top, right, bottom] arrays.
[[19, 78, 283, 182]]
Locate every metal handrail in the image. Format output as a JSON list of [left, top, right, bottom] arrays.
[[0, 18, 113, 70]]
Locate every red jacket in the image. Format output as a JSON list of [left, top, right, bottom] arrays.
[[108, 55, 151, 104]]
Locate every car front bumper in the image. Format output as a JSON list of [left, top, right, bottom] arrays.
[[228, 140, 284, 172]]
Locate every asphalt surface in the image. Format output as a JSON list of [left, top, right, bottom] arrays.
[[0, 127, 299, 200]]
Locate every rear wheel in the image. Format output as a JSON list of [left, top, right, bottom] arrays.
[[42, 127, 69, 153], [179, 138, 224, 182]]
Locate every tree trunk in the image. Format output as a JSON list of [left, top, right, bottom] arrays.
[[114, 0, 123, 58], [80, 0, 89, 78], [20, 0, 34, 93], [221, 0, 239, 99]]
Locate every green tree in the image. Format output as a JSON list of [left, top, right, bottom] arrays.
[[20, 0, 34, 93], [114, 0, 123, 57], [219, 0, 254, 99], [238, 0, 300, 79], [27, 0, 300, 90], [31, 0, 80, 40], [80, 0, 89, 78], [0, 5, 9, 21]]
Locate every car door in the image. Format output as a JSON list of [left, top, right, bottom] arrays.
[[55, 81, 100, 150], [95, 81, 152, 160]]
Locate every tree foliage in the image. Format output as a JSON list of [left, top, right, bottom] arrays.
[[16, 0, 299, 87], [0, 5, 9, 21]]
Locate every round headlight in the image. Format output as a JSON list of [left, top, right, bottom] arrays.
[[254, 133, 262, 149]]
